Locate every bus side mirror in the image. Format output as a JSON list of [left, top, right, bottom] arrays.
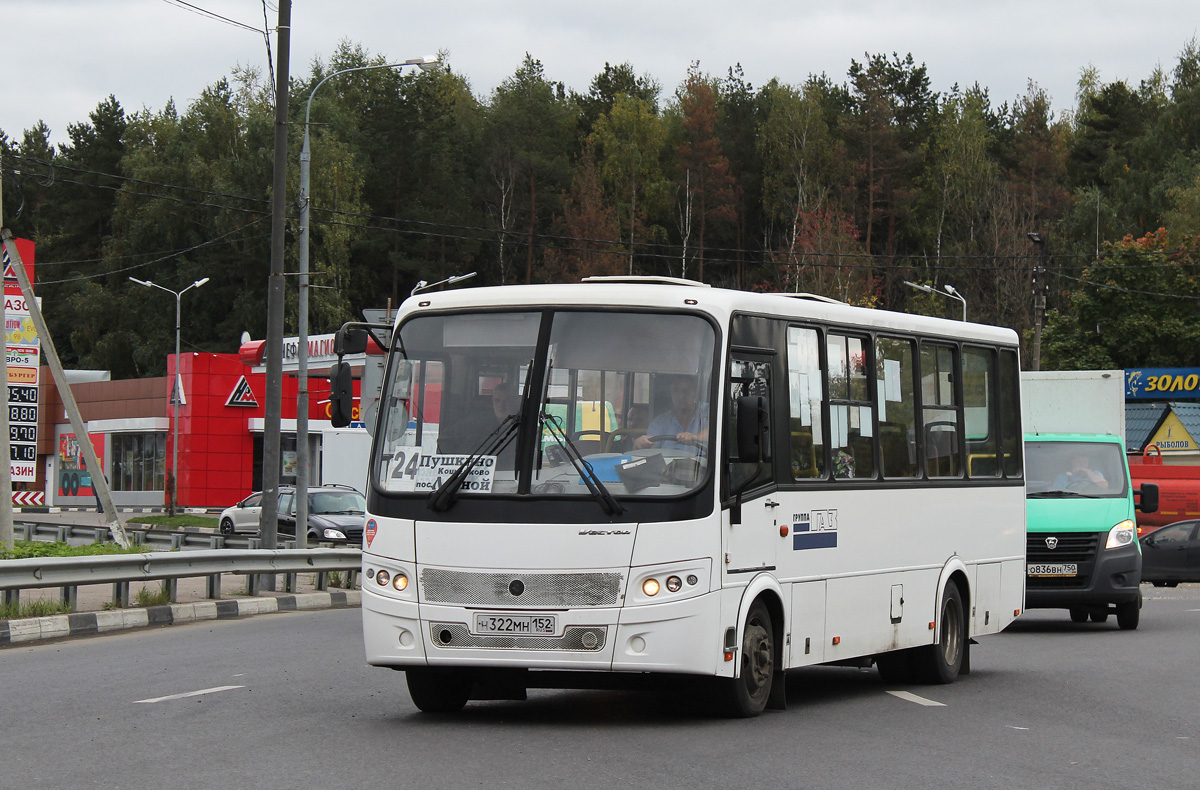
[[736, 395, 771, 463], [1136, 482, 1159, 514], [335, 326, 369, 355], [329, 361, 354, 427]]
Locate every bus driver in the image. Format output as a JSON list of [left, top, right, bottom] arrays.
[[635, 377, 708, 453]]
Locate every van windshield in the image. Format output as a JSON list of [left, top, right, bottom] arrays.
[[1025, 441, 1128, 499], [374, 309, 716, 501]]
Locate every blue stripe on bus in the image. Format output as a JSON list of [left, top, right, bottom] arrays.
[[793, 531, 837, 550]]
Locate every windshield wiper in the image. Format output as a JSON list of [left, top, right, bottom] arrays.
[[540, 412, 624, 516], [1027, 490, 1096, 499], [426, 415, 520, 512]]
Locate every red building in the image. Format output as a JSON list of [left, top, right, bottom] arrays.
[[30, 335, 373, 511]]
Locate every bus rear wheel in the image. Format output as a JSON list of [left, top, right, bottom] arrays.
[[405, 668, 472, 713], [914, 582, 965, 685], [715, 600, 775, 717]]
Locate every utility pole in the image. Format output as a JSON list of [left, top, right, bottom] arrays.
[[1027, 232, 1049, 371], [259, 0, 291, 567]]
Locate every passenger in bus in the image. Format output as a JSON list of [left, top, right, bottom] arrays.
[[439, 381, 521, 468], [611, 404, 649, 453], [635, 377, 708, 453]]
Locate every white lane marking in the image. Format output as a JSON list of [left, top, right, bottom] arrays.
[[133, 685, 245, 704], [886, 690, 946, 707], [1008, 726, 1030, 730]]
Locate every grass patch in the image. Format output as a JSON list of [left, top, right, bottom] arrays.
[[2, 540, 153, 560], [0, 599, 72, 620], [127, 514, 218, 529], [134, 587, 172, 607]]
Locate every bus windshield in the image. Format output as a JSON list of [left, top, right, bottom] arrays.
[[374, 309, 716, 500]]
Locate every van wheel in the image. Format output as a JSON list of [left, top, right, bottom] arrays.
[[715, 600, 774, 717], [914, 583, 966, 684], [1069, 608, 1089, 623], [1116, 594, 1140, 630], [406, 668, 472, 713], [1089, 611, 1109, 623]]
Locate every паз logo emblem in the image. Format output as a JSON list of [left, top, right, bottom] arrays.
[[1045, 536, 1059, 550]]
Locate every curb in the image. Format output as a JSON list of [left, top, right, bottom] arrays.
[[0, 589, 361, 647]]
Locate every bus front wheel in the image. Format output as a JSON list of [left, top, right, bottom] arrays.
[[715, 600, 775, 718], [914, 582, 966, 685], [405, 668, 471, 713]]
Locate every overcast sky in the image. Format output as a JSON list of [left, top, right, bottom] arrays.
[[5, 1, 1198, 146]]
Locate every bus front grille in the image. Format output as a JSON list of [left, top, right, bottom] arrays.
[[420, 568, 622, 607], [429, 623, 608, 651]]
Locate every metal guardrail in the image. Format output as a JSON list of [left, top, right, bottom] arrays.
[[0, 547, 362, 611], [12, 521, 278, 550]]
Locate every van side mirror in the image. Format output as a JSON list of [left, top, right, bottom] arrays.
[[329, 361, 354, 427], [1136, 482, 1159, 514], [736, 395, 771, 463]]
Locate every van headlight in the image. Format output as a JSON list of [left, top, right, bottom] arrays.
[[1105, 520, 1136, 550], [322, 528, 348, 540]]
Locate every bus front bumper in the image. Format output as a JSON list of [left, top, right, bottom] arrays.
[[362, 587, 724, 677]]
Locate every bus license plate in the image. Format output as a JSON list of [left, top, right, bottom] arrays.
[[474, 613, 557, 635], [1027, 563, 1078, 577]]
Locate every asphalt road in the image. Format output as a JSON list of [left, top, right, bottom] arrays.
[[4, 586, 1196, 790]]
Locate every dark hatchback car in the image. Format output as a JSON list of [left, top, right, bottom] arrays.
[[1139, 519, 1200, 587], [278, 484, 367, 546]]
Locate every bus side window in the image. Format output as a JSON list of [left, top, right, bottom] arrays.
[[787, 327, 826, 479], [727, 358, 774, 491], [920, 343, 961, 478], [827, 333, 875, 479], [963, 346, 999, 478], [877, 336, 919, 478]]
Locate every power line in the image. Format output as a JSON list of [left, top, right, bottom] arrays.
[[37, 216, 271, 285], [1051, 269, 1200, 301], [160, 0, 262, 34], [16, 153, 1200, 278]]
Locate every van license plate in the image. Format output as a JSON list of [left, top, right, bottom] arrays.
[[1027, 563, 1078, 577], [474, 614, 557, 635]]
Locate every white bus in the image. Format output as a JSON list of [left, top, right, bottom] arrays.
[[334, 277, 1025, 717]]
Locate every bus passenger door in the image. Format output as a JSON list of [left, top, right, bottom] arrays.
[[724, 356, 779, 573]]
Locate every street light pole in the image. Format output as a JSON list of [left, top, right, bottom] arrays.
[[903, 280, 967, 322], [130, 276, 210, 515], [296, 55, 437, 548], [1026, 233, 1048, 371]]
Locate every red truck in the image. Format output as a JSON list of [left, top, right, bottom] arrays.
[[1128, 446, 1200, 535]]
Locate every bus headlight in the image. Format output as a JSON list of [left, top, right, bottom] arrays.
[[643, 578, 660, 596], [1106, 520, 1136, 550], [392, 572, 409, 591]]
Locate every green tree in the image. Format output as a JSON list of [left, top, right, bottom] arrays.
[[589, 94, 669, 274], [1042, 229, 1200, 369], [479, 54, 575, 283], [671, 63, 740, 282]]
